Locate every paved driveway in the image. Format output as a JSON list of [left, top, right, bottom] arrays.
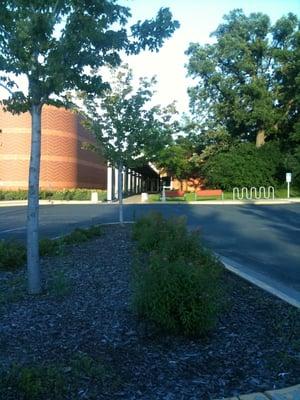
[[0, 203, 299, 304]]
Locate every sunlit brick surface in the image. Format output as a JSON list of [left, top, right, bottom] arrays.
[[0, 106, 107, 190]]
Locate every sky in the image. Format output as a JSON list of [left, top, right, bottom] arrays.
[[0, 1, 299, 114], [121, 0, 300, 114]]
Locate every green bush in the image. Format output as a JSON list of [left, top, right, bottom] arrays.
[[84, 225, 103, 238], [62, 228, 89, 244], [0, 364, 66, 400], [0, 189, 107, 201], [39, 238, 65, 257], [0, 190, 28, 200], [48, 270, 72, 297], [39, 190, 54, 200], [0, 225, 103, 272], [0, 240, 26, 271], [0, 354, 119, 399], [132, 212, 166, 252], [132, 213, 223, 337], [201, 142, 284, 191]]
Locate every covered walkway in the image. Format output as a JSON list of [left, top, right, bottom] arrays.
[[106, 163, 160, 201]]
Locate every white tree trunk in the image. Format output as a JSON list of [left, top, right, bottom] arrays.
[[118, 161, 124, 224], [27, 104, 42, 294]]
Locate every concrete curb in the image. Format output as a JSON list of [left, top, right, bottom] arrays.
[[217, 383, 300, 399], [147, 198, 300, 205], [220, 256, 300, 309], [1, 198, 300, 207], [127, 199, 300, 205], [0, 200, 105, 207]]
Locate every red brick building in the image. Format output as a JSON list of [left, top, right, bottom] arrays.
[[0, 106, 107, 190]]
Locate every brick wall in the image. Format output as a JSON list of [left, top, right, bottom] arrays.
[[0, 105, 107, 190]]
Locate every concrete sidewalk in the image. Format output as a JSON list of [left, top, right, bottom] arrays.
[[0, 196, 300, 207], [219, 383, 300, 399]]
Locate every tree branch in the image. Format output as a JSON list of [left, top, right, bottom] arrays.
[[0, 81, 14, 95]]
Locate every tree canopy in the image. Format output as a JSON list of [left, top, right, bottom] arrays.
[[83, 65, 176, 169], [0, 1, 179, 111], [157, 136, 201, 188], [186, 9, 299, 148]]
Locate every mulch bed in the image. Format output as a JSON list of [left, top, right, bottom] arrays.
[[0, 225, 299, 399]]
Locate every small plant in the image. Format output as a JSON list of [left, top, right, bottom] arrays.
[[0, 354, 119, 399], [0, 225, 103, 272], [62, 228, 89, 244], [84, 225, 103, 238], [62, 225, 103, 244], [132, 212, 166, 252], [39, 238, 65, 257], [70, 353, 110, 383], [132, 213, 224, 336], [48, 270, 71, 297], [0, 240, 26, 271], [0, 364, 66, 400]]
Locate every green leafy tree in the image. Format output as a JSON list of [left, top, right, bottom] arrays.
[[158, 136, 202, 190], [84, 65, 176, 223], [201, 142, 284, 190], [186, 10, 299, 147], [0, 1, 179, 293], [272, 15, 300, 185]]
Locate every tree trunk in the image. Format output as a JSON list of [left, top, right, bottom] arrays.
[[27, 103, 42, 294], [118, 161, 124, 225], [256, 129, 265, 148]]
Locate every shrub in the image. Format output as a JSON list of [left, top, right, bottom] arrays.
[[0, 190, 28, 200], [132, 212, 166, 252], [84, 225, 103, 238], [132, 213, 223, 336], [0, 364, 66, 400], [39, 191, 54, 200], [39, 238, 65, 257], [0, 240, 26, 271], [48, 270, 71, 297], [0, 189, 107, 202], [132, 212, 192, 255], [201, 142, 284, 190], [0, 225, 102, 272], [0, 355, 119, 399], [62, 228, 89, 244]]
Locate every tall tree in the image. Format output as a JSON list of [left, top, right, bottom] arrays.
[[186, 10, 299, 147], [157, 136, 202, 190], [83, 65, 176, 223], [272, 14, 300, 185], [0, 1, 179, 293]]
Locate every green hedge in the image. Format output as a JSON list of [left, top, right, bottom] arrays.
[[132, 212, 223, 337], [0, 189, 107, 201], [201, 142, 285, 191]]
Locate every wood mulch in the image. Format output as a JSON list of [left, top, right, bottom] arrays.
[[0, 225, 299, 399]]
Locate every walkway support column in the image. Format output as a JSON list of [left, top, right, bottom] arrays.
[[107, 164, 113, 201], [134, 172, 138, 194], [127, 169, 131, 194], [123, 167, 127, 194], [138, 174, 142, 193], [114, 166, 119, 200]]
